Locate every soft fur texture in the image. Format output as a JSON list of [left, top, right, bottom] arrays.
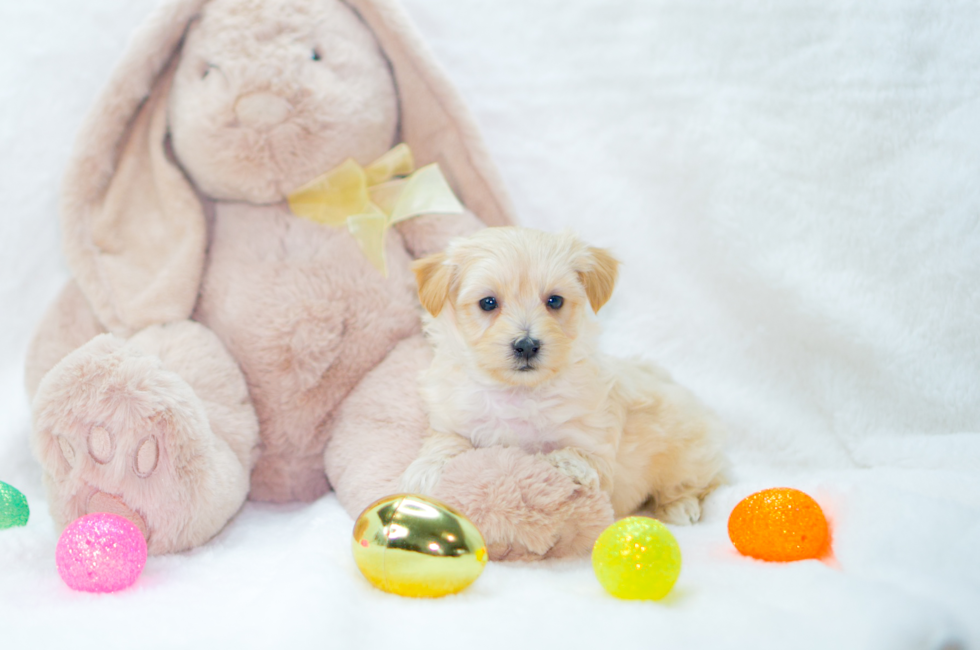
[[31, 322, 258, 554], [25, 0, 618, 559], [402, 228, 728, 523]]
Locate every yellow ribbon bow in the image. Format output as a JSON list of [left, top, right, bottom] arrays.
[[287, 144, 464, 276]]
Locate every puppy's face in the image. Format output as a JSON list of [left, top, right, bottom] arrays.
[[414, 228, 619, 388]]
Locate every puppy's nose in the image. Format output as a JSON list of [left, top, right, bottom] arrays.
[[234, 92, 293, 129], [512, 336, 541, 361]]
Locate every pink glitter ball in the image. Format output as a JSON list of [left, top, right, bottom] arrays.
[[56, 513, 147, 593]]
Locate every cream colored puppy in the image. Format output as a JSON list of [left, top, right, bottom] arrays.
[[400, 227, 727, 524]]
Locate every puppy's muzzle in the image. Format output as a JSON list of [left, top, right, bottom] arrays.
[[512, 336, 541, 365]]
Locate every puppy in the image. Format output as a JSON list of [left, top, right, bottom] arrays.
[[399, 227, 727, 524]]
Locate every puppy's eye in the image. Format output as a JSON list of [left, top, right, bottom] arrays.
[[311, 48, 322, 61], [547, 295, 564, 310], [479, 297, 498, 312]]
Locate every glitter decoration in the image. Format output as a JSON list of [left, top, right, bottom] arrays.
[[0, 481, 30, 529], [352, 494, 488, 598], [728, 487, 829, 562], [56, 513, 147, 593], [592, 516, 682, 600]]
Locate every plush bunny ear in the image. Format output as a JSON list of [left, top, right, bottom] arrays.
[[61, 0, 209, 337], [348, 0, 516, 228]]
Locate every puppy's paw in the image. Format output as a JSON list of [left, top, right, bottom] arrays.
[[657, 496, 702, 525], [544, 449, 600, 490], [398, 457, 446, 496]]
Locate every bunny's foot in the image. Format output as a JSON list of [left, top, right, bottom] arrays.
[[32, 325, 258, 554], [432, 447, 615, 561]]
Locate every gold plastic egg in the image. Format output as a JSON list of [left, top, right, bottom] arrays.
[[351, 494, 488, 598]]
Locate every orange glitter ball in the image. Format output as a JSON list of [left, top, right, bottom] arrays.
[[728, 487, 829, 562]]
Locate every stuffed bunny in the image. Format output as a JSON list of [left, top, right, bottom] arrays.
[[25, 0, 613, 559]]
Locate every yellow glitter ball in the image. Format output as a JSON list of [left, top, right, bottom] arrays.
[[728, 487, 829, 562], [592, 517, 681, 600]]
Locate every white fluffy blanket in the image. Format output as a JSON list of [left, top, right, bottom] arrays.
[[1, 1, 978, 648]]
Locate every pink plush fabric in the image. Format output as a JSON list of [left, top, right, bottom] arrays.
[[433, 447, 614, 561], [32, 324, 258, 554], [25, 0, 613, 559]]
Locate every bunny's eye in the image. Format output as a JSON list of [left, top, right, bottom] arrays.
[[311, 48, 322, 61]]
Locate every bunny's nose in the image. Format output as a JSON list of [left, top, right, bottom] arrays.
[[234, 92, 293, 129]]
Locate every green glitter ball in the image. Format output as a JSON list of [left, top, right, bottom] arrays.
[[0, 481, 30, 529], [592, 516, 681, 600]]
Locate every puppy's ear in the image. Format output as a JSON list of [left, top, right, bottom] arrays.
[[412, 252, 453, 316], [578, 246, 619, 313]]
